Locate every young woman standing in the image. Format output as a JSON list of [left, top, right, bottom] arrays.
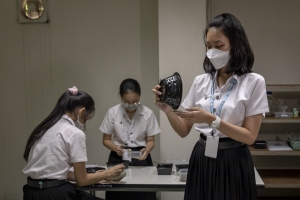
[[152, 13, 269, 200]]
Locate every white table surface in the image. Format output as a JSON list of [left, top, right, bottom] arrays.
[[79, 166, 264, 192]]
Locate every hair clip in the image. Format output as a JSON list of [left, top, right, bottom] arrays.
[[68, 86, 78, 95]]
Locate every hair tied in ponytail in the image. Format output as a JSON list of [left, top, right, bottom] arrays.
[[68, 86, 78, 95]]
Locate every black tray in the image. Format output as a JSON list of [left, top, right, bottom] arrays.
[[86, 167, 106, 173], [175, 164, 189, 172]]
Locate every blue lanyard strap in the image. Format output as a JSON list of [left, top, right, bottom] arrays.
[[210, 78, 237, 117]]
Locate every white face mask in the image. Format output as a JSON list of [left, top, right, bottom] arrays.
[[206, 48, 230, 69], [75, 115, 85, 130]]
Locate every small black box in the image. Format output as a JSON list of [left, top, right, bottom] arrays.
[[254, 140, 266, 149], [157, 163, 173, 175]]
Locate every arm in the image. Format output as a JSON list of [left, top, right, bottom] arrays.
[[139, 136, 154, 160], [68, 171, 76, 181], [102, 133, 124, 156], [165, 112, 194, 138], [72, 162, 125, 186], [218, 114, 263, 145], [177, 107, 263, 145]]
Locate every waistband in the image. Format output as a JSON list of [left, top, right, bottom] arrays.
[[199, 133, 244, 150], [27, 177, 67, 189]]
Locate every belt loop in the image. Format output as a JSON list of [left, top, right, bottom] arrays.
[[39, 181, 43, 189]]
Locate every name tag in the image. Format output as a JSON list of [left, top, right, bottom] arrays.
[[204, 135, 219, 158]]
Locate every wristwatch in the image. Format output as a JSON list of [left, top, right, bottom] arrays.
[[209, 116, 221, 129]]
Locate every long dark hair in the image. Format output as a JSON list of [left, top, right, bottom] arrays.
[[23, 90, 95, 161], [203, 13, 254, 76], [119, 78, 141, 97]]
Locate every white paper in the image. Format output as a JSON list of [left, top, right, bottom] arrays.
[[266, 141, 293, 151]]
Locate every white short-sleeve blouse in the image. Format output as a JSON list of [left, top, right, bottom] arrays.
[[182, 72, 269, 138], [22, 115, 88, 179], [100, 104, 161, 147]]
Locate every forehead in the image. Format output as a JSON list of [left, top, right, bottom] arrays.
[[121, 91, 140, 101], [205, 27, 229, 44]]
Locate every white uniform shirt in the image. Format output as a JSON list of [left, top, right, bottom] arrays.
[[100, 104, 161, 147], [22, 115, 88, 179], [182, 72, 269, 138]]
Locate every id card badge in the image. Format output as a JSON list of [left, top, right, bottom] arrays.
[[122, 151, 131, 162], [204, 135, 219, 158]]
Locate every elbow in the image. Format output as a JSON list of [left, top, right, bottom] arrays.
[[102, 139, 108, 146], [75, 176, 89, 187], [245, 140, 254, 146], [76, 180, 86, 187], [177, 132, 189, 138], [245, 135, 257, 146]]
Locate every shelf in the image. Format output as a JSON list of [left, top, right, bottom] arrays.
[[248, 145, 300, 156], [258, 198, 300, 200], [257, 198, 300, 200], [266, 84, 300, 92], [256, 169, 300, 188], [262, 117, 300, 123]]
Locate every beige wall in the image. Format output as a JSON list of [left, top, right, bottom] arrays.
[[158, 0, 207, 199], [0, 0, 158, 199], [211, 0, 300, 84]]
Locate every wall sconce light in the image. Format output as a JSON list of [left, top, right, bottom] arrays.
[[18, 0, 48, 23]]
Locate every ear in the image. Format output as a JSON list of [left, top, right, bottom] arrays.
[[78, 107, 86, 117]]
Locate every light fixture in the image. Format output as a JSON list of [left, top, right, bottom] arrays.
[[18, 0, 48, 23]]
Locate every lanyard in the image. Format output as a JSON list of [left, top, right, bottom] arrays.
[[209, 77, 237, 117]]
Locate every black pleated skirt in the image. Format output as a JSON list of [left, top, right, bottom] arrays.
[[23, 181, 103, 200], [184, 140, 257, 200], [106, 147, 157, 200]]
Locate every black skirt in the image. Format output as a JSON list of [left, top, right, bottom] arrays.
[[106, 146, 157, 200], [23, 181, 103, 200], [184, 140, 257, 200]]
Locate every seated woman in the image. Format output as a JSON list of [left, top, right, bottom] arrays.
[[23, 86, 125, 200]]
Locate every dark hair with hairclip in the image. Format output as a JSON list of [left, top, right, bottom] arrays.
[[23, 89, 95, 161], [203, 13, 254, 76], [119, 78, 141, 97]]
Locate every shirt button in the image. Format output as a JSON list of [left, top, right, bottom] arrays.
[[216, 96, 219, 99], [131, 132, 133, 135], [131, 141, 134, 143]]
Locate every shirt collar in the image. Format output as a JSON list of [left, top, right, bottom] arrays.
[[231, 73, 239, 84], [213, 71, 239, 86], [61, 114, 75, 126]]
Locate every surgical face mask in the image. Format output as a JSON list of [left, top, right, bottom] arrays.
[[122, 102, 140, 111], [75, 115, 85, 130], [206, 48, 230, 69]]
